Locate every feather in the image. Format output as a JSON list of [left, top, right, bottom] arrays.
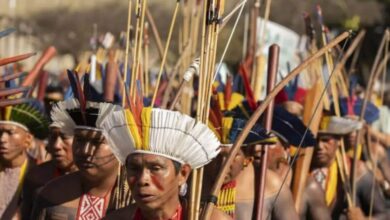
[[228, 118, 272, 145], [83, 73, 91, 101], [67, 70, 86, 124], [67, 70, 80, 100], [51, 99, 79, 135], [100, 110, 135, 164], [272, 106, 315, 147], [319, 116, 362, 135], [100, 108, 221, 168], [37, 71, 49, 102], [238, 63, 256, 110], [224, 75, 232, 109], [8, 101, 49, 139]]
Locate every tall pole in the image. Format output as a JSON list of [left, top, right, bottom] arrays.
[[255, 44, 279, 220]]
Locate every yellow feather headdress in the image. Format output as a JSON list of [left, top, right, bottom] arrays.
[[99, 107, 221, 169]]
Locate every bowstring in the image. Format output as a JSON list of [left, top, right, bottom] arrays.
[[266, 32, 352, 220]]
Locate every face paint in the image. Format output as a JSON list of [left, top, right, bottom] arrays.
[[128, 176, 136, 187], [151, 174, 164, 191]]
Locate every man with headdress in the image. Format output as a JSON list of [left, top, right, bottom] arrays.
[[202, 102, 300, 220], [310, 116, 388, 219], [261, 106, 331, 220], [21, 123, 77, 219], [31, 70, 128, 220], [99, 107, 231, 219], [0, 98, 50, 219]]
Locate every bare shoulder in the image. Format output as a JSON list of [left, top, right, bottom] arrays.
[[103, 205, 136, 219], [37, 171, 82, 205], [265, 169, 284, 197], [210, 206, 233, 220]]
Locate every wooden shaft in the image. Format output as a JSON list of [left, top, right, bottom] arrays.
[[255, 44, 279, 220], [37, 71, 49, 102], [292, 80, 323, 210], [131, 0, 148, 99], [151, 1, 180, 107], [0, 87, 30, 97], [122, 0, 132, 106], [22, 46, 56, 87], [169, 80, 185, 110], [0, 71, 26, 82], [105, 56, 119, 102], [146, 7, 165, 63], [0, 98, 30, 107], [0, 52, 36, 66], [194, 1, 212, 219], [202, 31, 350, 220], [351, 29, 389, 204]]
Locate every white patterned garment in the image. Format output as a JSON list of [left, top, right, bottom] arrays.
[[0, 166, 21, 217]]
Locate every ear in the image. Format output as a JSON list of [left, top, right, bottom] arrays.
[[178, 164, 191, 185], [24, 132, 33, 149]]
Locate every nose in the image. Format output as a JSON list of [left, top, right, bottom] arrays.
[[53, 137, 63, 150], [0, 132, 9, 143], [137, 168, 151, 186]]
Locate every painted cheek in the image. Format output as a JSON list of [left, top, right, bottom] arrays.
[[128, 176, 137, 187], [151, 175, 164, 191]]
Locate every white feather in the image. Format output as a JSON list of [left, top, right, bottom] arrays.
[[100, 110, 135, 164], [50, 99, 79, 135], [102, 108, 221, 168]]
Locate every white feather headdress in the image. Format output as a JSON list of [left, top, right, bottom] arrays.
[[99, 107, 221, 169], [318, 116, 363, 136], [51, 98, 121, 135]]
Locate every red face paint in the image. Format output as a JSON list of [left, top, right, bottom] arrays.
[[128, 176, 136, 187], [151, 175, 164, 191]]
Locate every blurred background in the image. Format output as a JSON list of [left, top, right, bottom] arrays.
[[0, 0, 389, 79]]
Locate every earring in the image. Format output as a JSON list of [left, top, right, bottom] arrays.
[[243, 157, 253, 168], [179, 182, 188, 196]]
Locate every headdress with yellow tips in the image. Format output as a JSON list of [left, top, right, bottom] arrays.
[[209, 80, 276, 147], [99, 107, 221, 169], [213, 74, 244, 112], [318, 116, 362, 136]]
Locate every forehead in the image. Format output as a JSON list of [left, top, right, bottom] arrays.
[[219, 146, 244, 155], [49, 126, 61, 133], [128, 153, 173, 165], [74, 128, 104, 139], [0, 123, 26, 133], [318, 134, 339, 140]]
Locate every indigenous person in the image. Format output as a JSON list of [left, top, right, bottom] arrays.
[[204, 104, 299, 220], [0, 98, 50, 220], [311, 116, 388, 219], [31, 70, 128, 220], [100, 107, 231, 220], [22, 124, 77, 219], [263, 106, 331, 220]]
